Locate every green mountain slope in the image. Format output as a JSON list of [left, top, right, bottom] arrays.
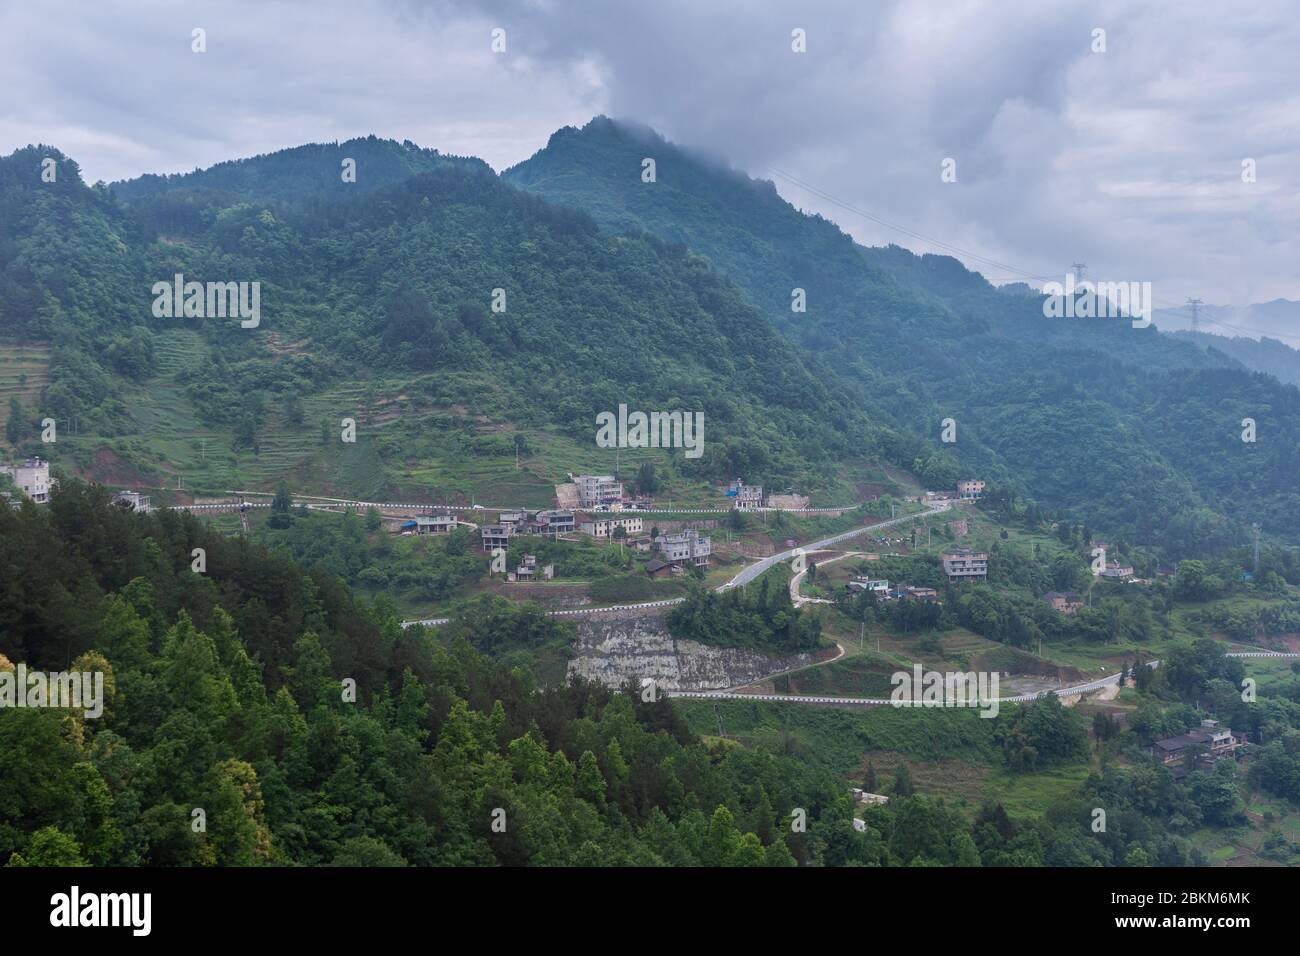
[[505, 117, 1300, 551], [0, 140, 887, 502]]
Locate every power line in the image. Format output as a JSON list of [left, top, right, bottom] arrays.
[[770, 166, 1300, 346]]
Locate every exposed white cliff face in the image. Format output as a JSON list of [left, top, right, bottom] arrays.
[[567, 614, 818, 690]]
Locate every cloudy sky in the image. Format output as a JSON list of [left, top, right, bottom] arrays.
[[2, 0, 1297, 308]]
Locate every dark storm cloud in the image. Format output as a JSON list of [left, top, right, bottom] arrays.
[[2, 0, 1296, 305]]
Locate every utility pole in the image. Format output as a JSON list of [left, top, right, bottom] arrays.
[[1186, 297, 1203, 333], [1253, 523, 1261, 574]]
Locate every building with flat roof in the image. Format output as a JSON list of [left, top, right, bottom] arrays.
[[0, 457, 51, 504], [941, 547, 988, 583], [415, 513, 456, 535], [573, 474, 624, 508], [533, 509, 575, 534], [1099, 561, 1134, 580], [957, 479, 985, 500], [481, 524, 513, 552], [655, 529, 711, 567], [729, 479, 765, 510], [579, 515, 643, 538]]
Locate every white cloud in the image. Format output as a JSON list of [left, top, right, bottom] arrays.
[[1, 0, 1296, 305]]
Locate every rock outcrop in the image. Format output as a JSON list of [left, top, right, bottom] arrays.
[[568, 613, 818, 690]]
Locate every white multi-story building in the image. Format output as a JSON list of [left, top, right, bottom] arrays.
[[941, 548, 988, 583], [730, 479, 764, 510], [579, 515, 644, 538], [957, 479, 985, 500], [573, 474, 624, 508], [655, 529, 712, 567], [415, 513, 456, 535], [0, 457, 52, 504]]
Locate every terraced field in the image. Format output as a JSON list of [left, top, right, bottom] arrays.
[[0, 341, 50, 430]]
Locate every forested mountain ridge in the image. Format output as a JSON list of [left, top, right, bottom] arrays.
[[0, 140, 891, 495], [4, 122, 1300, 552], [506, 117, 1300, 552]]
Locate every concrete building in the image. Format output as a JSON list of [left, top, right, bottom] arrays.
[[729, 479, 765, 510], [655, 529, 712, 567], [957, 479, 986, 500], [573, 474, 624, 508], [896, 585, 939, 602], [510, 554, 555, 582], [0, 457, 52, 504], [941, 547, 988, 583], [497, 510, 529, 529], [532, 509, 575, 534], [415, 514, 456, 535], [481, 524, 512, 552], [112, 490, 153, 513], [1099, 561, 1135, 580], [1043, 591, 1085, 614], [579, 515, 644, 538]]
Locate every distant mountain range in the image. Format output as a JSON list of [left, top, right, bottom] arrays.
[[1152, 299, 1300, 343]]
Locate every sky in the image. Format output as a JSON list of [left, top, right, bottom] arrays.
[[2, 0, 1298, 308]]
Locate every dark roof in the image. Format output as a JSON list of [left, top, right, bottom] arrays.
[[645, 559, 670, 572]]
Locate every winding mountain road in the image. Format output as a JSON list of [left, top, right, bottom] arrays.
[[186, 495, 1292, 708]]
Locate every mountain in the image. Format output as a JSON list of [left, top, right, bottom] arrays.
[[0, 139, 884, 503], [505, 117, 1300, 550], [1153, 299, 1300, 343], [5, 121, 1300, 552], [1172, 330, 1300, 388]]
